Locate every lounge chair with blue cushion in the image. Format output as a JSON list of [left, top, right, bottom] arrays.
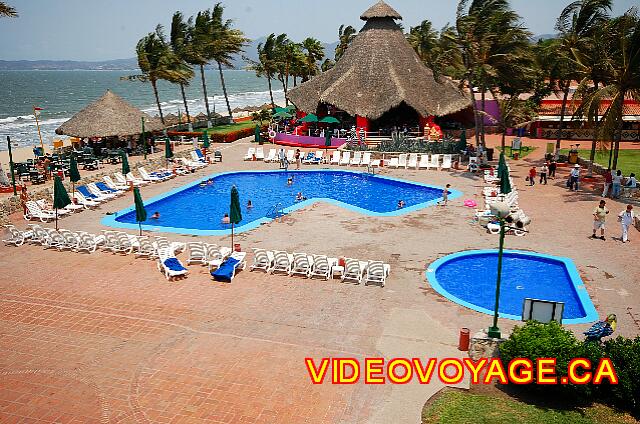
[[157, 247, 188, 280], [77, 186, 106, 202], [95, 182, 125, 196], [211, 252, 247, 282]]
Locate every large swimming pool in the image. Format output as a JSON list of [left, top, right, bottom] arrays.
[[103, 170, 460, 235], [426, 250, 598, 324]]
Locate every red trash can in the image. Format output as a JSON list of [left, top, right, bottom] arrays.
[[458, 328, 470, 351]]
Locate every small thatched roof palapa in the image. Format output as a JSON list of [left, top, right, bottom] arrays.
[[56, 90, 163, 138], [360, 0, 402, 20], [288, 1, 471, 120]]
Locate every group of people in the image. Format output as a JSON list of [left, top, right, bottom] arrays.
[[592, 200, 636, 243], [527, 160, 558, 186], [602, 169, 637, 198]]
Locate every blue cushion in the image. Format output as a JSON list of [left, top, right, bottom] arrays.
[[164, 257, 187, 272], [212, 257, 240, 282], [77, 186, 98, 199], [195, 149, 204, 158], [96, 182, 116, 192]]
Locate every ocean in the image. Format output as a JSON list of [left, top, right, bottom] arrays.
[[0, 69, 285, 151]]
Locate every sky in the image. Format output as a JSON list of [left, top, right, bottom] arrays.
[[0, 0, 637, 61]]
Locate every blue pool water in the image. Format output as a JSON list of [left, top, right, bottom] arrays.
[[426, 250, 598, 324], [105, 170, 459, 235]]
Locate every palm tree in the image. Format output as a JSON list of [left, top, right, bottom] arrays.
[[245, 34, 277, 107], [170, 11, 195, 124], [208, 3, 248, 118], [335, 25, 356, 61], [187, 10, 214, 125], [300, 38, 324, 82], [577, 10, 640, 170], [290, 46, 307, 87], [132, 28, 180, 124], [274, 34, 295, 105], [408, 20, 439, 65], [321, 58, 335, 72], [0, 2, 16, 17], [553, 0, 612, 157]]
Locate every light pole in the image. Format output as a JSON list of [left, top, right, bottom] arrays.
[[488, 201, 511, 339], [6, 136, 17, 196]]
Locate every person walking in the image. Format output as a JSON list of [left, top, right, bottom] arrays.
[[548, 159, 557, 179], [569, 164, 580, 191], [602, 169, 613, 197], [591, 199, 609, 240], [295, 149, 301, 170], [611, 170, 623, 198], [438, 184, 451, 206], [618, 205, 635, 243], [528, 166, 537, 186], [278, 148, 285, 169], [539, 163, 548, 185]]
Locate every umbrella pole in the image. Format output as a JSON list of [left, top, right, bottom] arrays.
[[55, 208, 58, 231], [139, 222, 142, 237], [231, 223, 234, 251]]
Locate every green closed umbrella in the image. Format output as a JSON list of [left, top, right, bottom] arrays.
[[133, 187, 147, 236], [165, 139, 173, 159], [324, 130, 332, 160], [497, 151, 506, 180], [499, 154, 512, 195], [202, 130, 210, 161], [319, 116, 340, 124], [53, 175, 71, 230], [121, 151, 130, 175], [68, 155, 81, 197], [299, 114, 319, 123], [254, 124, 261, 143], [229, 185, 242, 250]]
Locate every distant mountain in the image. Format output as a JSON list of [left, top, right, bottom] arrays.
[[0, 38, 339, 71], [533, 33, 557, 42]]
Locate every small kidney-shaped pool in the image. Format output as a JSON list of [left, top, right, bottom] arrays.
[[103, 169, 460, 236], [426, 250, 598, 324]]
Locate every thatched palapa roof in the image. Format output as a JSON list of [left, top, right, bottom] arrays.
[[287, 1, 471, 120], [55, 90, 163, 138]]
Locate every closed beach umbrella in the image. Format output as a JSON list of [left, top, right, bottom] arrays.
[[499, 156, 512, 195], [229, 185, 242, 250], [497, 151, 506, 180], [319, 116, 340, 124], [164, 139, 173, 159], [254, 124, 261, 143], [299, 114, 319, 123], [121, 151, 130, 175], [53, 175, 71, 230], [202, 130, 210, 160], [133, 187, 147, 236], [69, 155, 81, 196]]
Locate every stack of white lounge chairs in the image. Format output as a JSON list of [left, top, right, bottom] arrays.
[[477, 164, 531, 236], [249, 248, 390, 286]]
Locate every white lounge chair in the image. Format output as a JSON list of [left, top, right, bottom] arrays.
[[126, 172, 148, 186], [255, 147, 265, 161], [315, 151, 324, 163], [407, 153, 418, 169], [339, 151, 351, 166], [370, 159, 381, 168], [49, 195, 84, 213], [331, 151, 341, 164], [86, 185, 117, 200], [154, 237, 186, 255], [134, 236, 157, 258], [211, 251, 247, 282], [73, 191, 101, 208], [186, 242, 208, 265], [251, 248, 274, 273], [264, 149, 277, 163], [286, 150, 295, 163], [3, 225, 32, 246], [243, 148, 256, 161], [418, 154, 430, 169], [77, 232, 104, 253], [398, 154, 408, 169], [44, 229, 66, 250], [90, 182, 125, 198], [206, 244, 232, 270], [271, 250, 294, 275], [290, 253, 312, 277], [428, 154, 440, 170], [342, 258, 365, 284], [103, 176, 129, 191], [138, 167, 166, 182], [350, 151, 362, 166], [59, 229, 81, 250], [35, 199, 72, 216], [27, 224, 49, 245], [441, 154, 452, 171], [178, 157, 206, 169], [310, 255, 337, 280], [157, 247, 188, 281], [364, 261, 390, 287], [388, 157, 399, 168], [191, 150, 207, 164], [24, 201, 56, 222], [361, 152, 371, 167]]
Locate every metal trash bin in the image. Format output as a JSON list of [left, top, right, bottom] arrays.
[[486, 148, 494, 162]]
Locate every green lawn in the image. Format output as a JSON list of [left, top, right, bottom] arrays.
[[208, 121, 256, 135], [422, 390, 636, 424], [496, 145, 537, 159], [559, 148, 640, 175]]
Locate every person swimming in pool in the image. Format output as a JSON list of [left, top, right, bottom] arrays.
[[207, 178, 213, 185], [287, 176, 293, 186], [397, 200, 406, 209], [151, 211, 160, 219], [221, 213, 230, 224], [247, 200, 253, 209], [296, 192, 306, 201], [199, 181, 207, 187]]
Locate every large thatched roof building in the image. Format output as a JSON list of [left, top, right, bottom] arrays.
[[287, 1, 471, 130], [56, 90, 163, 138]]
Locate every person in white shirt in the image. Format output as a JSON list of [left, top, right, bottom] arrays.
[[612, 170, 623, 198], [618, 204, 636, 243], [569, 164, 580, 191]]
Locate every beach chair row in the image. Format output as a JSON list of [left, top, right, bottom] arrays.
[[243, 147, 324, 165], [249, 248, 390, 286], [389, 153, 453, 170]]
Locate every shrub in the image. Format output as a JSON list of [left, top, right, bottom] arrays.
[[499, 321, 593, 400], [602, 336, 640, 414]]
